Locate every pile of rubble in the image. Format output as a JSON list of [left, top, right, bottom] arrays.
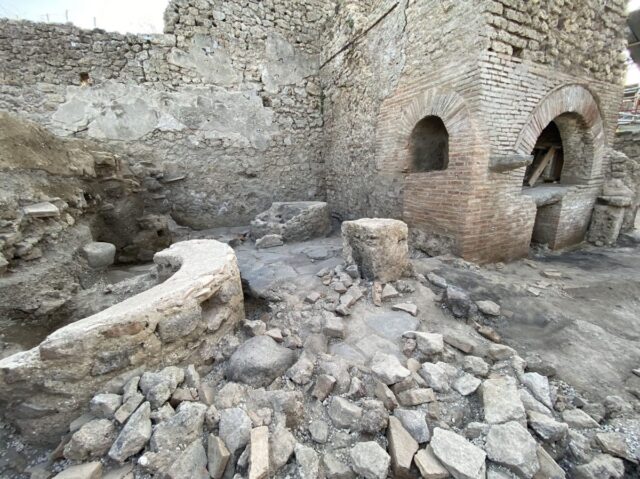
[[28, 219, 638, 479]]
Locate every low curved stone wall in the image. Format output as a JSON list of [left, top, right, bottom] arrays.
[[0, 239, 244, 445]]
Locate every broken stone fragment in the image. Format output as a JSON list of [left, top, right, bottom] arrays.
[[219, 407, 251, 453], [392, 302, 418, 316], [371, 351, 411, 385], [381, 283, 400, 300], [139, 366, 184, 409], [52, 461, 102, 479], [485, 421, 540, 478], [481, 377, 526, 425], [286, 350, 316, 385], [328, 397, 363, 429], [534, 446, 565, 479], [394, 408, 430, 443], [444, 286, 473, 318], [89, 393, 122, 419], [361, 399, 389, 434], [374, 380, 399, 410], [309, 419, 329, 443], [108, 401, 152, 463], [324, 314, 346, 339], [387, 416, 419, 478], [249, 426, 269, 479], [305, 291, 322, 303], [342, 218, 409, 283], [270, 425, 296, 472], [572, 454, 625, 479], [165, 439, 208, 479], [595, 432, 637, 463], [324, 452, 355, 479], [397, 388, 436, 407], [23, 201, 60, 218], [149, 401, 207, 452], [295, 443, 320, 479], [521, 372, 553, 409], [255, 233, 283, 249], [81, 242, 116, 268], [114, 392, 144, 424], [63, 418, 117, 461], [444, 333, 477, 354], [527, 410, 569, 443], [476, 300, 501, 316], [312, 374, 337, 401], [414, 445, 449, 479], [350, 441, 391, 479], [430, 428, 487, 479], [412, 332, 444, 355], [419, 362, 450, 392], [561, 408, 599, 428], [452, 373, 482, 396], [462, 356, 489, 377], [226, 335, 295, 387]]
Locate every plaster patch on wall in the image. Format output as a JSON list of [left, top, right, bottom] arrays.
[[52, 82, 277, 149], [261, 33, 319, 93]]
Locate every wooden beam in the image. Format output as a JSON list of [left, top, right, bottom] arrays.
[[527, 147, 556, 186]]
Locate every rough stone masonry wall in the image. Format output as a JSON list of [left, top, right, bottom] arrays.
[[0, 0, 334, 229], [0, 239, 244, 445], [614, 129, 640, 229]]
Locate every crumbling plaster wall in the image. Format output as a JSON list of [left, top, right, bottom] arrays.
[[320, 0, 627, 262], [0, 0, 335, 229]]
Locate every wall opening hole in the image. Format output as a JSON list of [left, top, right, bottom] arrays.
[[524, 121, 564, 186], [79, 72, 91, 85], [408, 115, 449, 172]]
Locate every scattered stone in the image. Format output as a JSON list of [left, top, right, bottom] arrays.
[[295, 443, 320, 479], [244, 319, 267, 336], [527, 411, 569, 443], [165, 439, 208, 479], [361, 399, 390, 434], [324, 315, 346, 339], [444, 286, 473, 318], [382, 283, 400, 300], [309, 419, 329, 443], [24, 201, 59, 218], [476, 300, 501, 316], [219, 407, 252, 453], [414, 446, 450, 479], [139, 366, 184, 409], [387, 416, 419, 477], [573, 454, 624, 479], [64, 418, 117, 461], [265, 328, 284, 342], [89, 393, 122, 419], [342, 218, 409, 283], [249, 426, 269, 479], [464, 422, 489, 440], [419, 362, 450, 392], [372, 281, 383, 306], [430, 428, 487, 479], [251, 201, 330, 242], [328, 397, 362, 429], [397, 388, 436, 407], [53, 462, 102, 479], [519, 388, 552, 415], [413, 332, 445, 355], [487, 344, 516, 361], [562, 408, 599, 429], [227, 335, 295, 387], [286, 350, 316, 385], [485, 421, 540, 478], [521, 372, 553, 409], [312, 374, 336, 401], [149, 402, 207, 452], [270, 425, 296, 472], [305, 291, 322, 303], [452, 373, 482, 396], [350, 441, 391, 479], [371, 352, 411, 385], [462, 356, 489, 377], [108, 402, 152, 463], [476, 325, 501, 343], [255, 233, 284, 248], [332, 281, 348, 293], [481, 377, 526, 424], [374, 380, 399, 410], [324, 452, 355, 479], [184, 364, 200, 389], [427, 272, 448, 289], [444, 334, 476, 354], [81, 241, 116, 268], [394, 408, 430, 443], [207, 435, 230, 479], [392, 302, 418, 316], [534, 446, 566, 479], [595, 432, 636, 463]]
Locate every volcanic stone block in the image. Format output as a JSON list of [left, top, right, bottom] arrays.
[[81, 242, 117, 268], [587, 204, 625, 245], [250, 201, 331, 242], [342, 218, 409, 283]]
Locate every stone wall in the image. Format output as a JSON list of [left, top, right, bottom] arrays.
[[0, 239, 244, 444], [614, 129, 640, 229], [0, 0, 334, 229]]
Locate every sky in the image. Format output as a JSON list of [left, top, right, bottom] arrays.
[[1, 0, 640, 83], [0, 0, 167, 33]]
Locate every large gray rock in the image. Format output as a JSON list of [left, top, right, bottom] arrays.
[[413, 332, 445, 355], [527, 411, 569, 443], [342, 218, 409, 283], [573, 454, 625, 479], [139, 366, 185, 409], [481, 377, 526, 424], [89, 393, 122, 419], [207, 435, 230, 479], [328, 397, 363, 430], [109, 402, 152, 463], [295, 443, 321, 479], [250, 201, 331, 242], [270, 425, 296, 473], [393, 408, 430, 443], [415, 446, 450, 479], [430, 428, 486, 479], [350, 441, 391, 479], [371, 352, 411, 385], [485, 421, 540, 478], [387, 416, 419, 478], [219, 407, 252, 453], [227, 335, 296, 387], [81, 242, 116, 268], [150, 401, 207, 451], [561, 408, 599, 429], [64, 419, 117, 460], [521, 372, 553, 409], [164, 439, 208, 479], [419, 362, 450, 392]]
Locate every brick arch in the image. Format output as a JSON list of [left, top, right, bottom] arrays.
[[514, 84, 605, 182], [376, 88, 482, 173]]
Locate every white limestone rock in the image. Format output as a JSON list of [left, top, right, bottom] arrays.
[[430, 428, 487, 479], [350, 441, 391, 479]]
